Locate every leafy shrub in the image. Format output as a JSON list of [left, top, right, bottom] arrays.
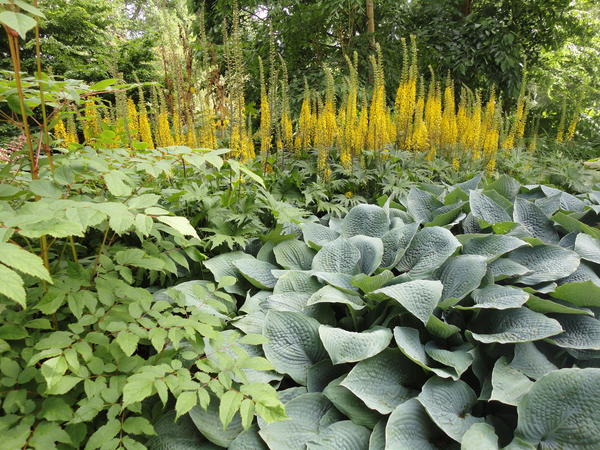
[[195, 174, 600, 449], [0, 146, 286, 448]]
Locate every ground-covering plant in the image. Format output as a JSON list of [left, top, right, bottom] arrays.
[[191, 173, 600, 449], [0, 145, 290, 449]]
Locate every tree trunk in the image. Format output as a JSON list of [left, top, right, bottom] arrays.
[[461, 0, 472, 16], [366, 0, 375, 48]]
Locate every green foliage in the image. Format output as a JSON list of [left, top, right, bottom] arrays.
[[202, 174, 600, 448]]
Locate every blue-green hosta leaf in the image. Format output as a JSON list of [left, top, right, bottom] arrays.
[[393, 327, 458, 379], [373, 280, 443, 324], [147, 412, 212, 450], [426, 315, 461, 339], [549, 314, 600, 350], [462, 234, 529, 261], [307, 285, 365, 310], [312, 238, 361, 274], [424, 343, 474, 379], [273, 240, 316, 270], [385, 398, 445, 450], [229, 426, 267, 450], [265, 270, 322, 312], [233, 258, 278, 289], [204, 252, 254, 295], [233, 312, 266, 335], [189, 399, 243, 447], [313, 271, 357, 293], [458, 285, 529, 310], [535, 193, 562, 217], [418, 377, 484, 442], [469, 190, 511, 225], [349, 235, 384, 275], [341, 204, 390, 238], [540, 186, 586, 212], [380, 223, 418, 268], [438, 255, 487, 304], [263, 311, 327, 385], [488, 258, 531, 281], [323, 377, 380, 428], [469, 308, 563, 344], [300, 222, 340, 250], [319, 326, 392, 365], [513, 198, 560, 244], [461, 423, 499, 450], [508, 245, 580, 285], [489, 174, 520, 200], [396, 227, 461, 277], [515, 368, 600, 449], [509, 343, 558, 380], [456, 173, 483, 192], [258, 393, 336, 450], [406, 187, 443, 223], [490, 356, 534, 406], [426, 203, 466, 228], [369, 418, 386, 450], [558, 262, 600, 285], [306, 420, 371, 450], [341, 349, 420, 414], [307, 360, 348, 393], [574, 233, 600, 264]]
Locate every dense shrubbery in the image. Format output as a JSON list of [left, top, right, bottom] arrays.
[[191, 174, 600, 449]]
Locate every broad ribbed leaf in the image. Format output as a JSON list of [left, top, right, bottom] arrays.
[[509, 343, 557, 380], [229, 426, 267, 450], [341, 204, 390, 238], [319, 326, 392, 365], [312, 238, 361, 274], [490, 356, 533, 406], [513, 198, 559, 243], [462, 234, 528, 261], [189, 400, 243, 447], [515, 368, 600, 449], [380, 223, 418, 268], [470, 191, 511, 225], [373, 280, 443, 324], [488, 258, 530, 281], [418, 377, 484, 442], [341, 349, 420, 414], [306, 421, 371, 450], [273, 240, 316, 270], [407, 187, 443, 223], [234, 259, 278, 289], [307, 285, 365, 310], [301, 222, 340, 250], [369, 418, 386, 450], [461, 423, 499, 450], [469, 308, 563, 344], [509, 245, 579, 285], [349, 235, 384, 275], [549, 314, 600, 350], [385, 399, 444, 450], [438, 255, 487, 303], [263, 311, 326, 384], [204, 252, 254, 295], [323, 376, 380, 428], [574, 233, 600, 264], [396, 227, 461, 277], [424, 343, 473, 379], [462, 285, 529, 310]]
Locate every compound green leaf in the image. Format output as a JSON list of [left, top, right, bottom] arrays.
[[0, 264, 26, 307], [0, 242, 52, 283]]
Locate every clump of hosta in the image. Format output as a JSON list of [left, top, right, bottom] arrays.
[[198, 174, 600, 449]]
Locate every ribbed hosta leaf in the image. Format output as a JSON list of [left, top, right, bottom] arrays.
[[385, 399, 445, 450], [380, 223, 418, 268], [488, 258, 530, 281], [349, 235, 384, 275], [458, 285, 529, 310], [323, 376, 380, 428], [234, 258, 278, 289], [469, 308, 563, 344], [574, 233, 600, 264], [407, 187, 443, 223], [263, 311, 327, 385], [312, 238, 361, 274], [189, 399, 243, 447], [393, 327, 457, 379], [490, 356, 534, 406], [148, 412, 212, 450], [489, 174, 520, 200], [396, 227, 461, 277], [470, 190, 511, 225], [515, 368, 600, 449], [306, 420, 371, 450], [508, 245, 580, 285], [273, 239, 316, 270], [203, 252, 254, 294], [258, 393, 336, 450], [341, 348, 420, 414], [461, 423, 499, 450], [373, 280, 443, 324], [341, 204, 390, 238], [438, 255, 487, 303], [418, 377, 484, 442], [369, 418, 386, 450], [509, 343, 557, 380], [424, 343, 473, 379], [319, 326, 392, 365], [301, 222, 340, 250], [461, 234, 528, 261], [513, 198, 559, 244], [307, 285, 365, 310], [229, 426, 268, 450], [549, 314, 600, 350], [307, 360, 347, 393]]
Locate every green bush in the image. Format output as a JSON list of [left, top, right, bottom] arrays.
[[197, 174, 600, 449]]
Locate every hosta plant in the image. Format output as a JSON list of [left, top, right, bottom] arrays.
[[189, 174, 600, 449]]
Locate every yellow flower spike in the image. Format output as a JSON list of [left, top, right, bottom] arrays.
[[53, 120, 68, 143], [127, 98, 139, 141]]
